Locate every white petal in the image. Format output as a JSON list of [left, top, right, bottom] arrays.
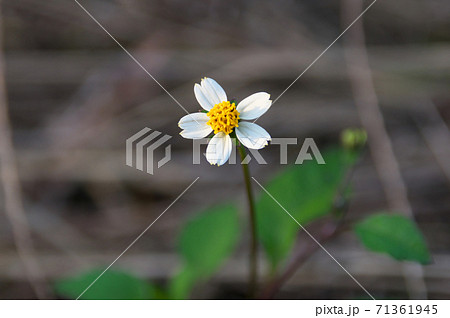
[[236, 122, 271, 149], [206, 132, 232, 166], [178, 112, 209, 130], [179, 113, 212, 139], [194, 83, 214, 111], [236, 92, 272, 120], [180, 126, 212, 139], [201, 78, 227, 105]]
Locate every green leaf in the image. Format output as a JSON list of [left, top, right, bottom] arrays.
[[179, 204, 240, 275], [168, 267, 198, 300], [169, 204, 240, 299], [355, 213, 431, 264], [55, 269, 157, 300], [256, 148, 358, 270]]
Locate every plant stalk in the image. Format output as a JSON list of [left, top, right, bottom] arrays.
[[238, 145, 258, 298]]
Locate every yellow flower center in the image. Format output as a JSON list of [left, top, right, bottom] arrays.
[[206, 101, 240, 135]]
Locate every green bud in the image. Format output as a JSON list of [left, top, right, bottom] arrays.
[[341, 128, 367, 149]]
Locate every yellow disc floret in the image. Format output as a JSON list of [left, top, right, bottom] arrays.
[[206, 101, 240, 135]]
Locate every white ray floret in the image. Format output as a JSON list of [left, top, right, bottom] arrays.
[[179, 77, 272, 165]]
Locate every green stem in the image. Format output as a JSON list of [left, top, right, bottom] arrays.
[[238, 145, 258, 298]]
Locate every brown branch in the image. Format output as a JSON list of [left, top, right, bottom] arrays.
[[414, 100, 450, 185], [0, 1, 48, 299], [341, 0, 427, 299], [259, 221, 340, 299], [259, 149, 362, 299]]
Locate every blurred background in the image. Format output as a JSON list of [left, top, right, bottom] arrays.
[[0, 0, 449, 299]]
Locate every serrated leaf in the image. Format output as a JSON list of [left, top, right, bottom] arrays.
[[55, 269, 157, 300], [355, 213, 431, 264], [256, 148, 358, 270]]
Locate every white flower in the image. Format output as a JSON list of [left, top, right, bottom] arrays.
[[179, 77, 272, 166]]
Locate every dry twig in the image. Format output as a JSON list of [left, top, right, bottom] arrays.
[[0, 1, 48, 299], [342, 0, 427, 299]]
